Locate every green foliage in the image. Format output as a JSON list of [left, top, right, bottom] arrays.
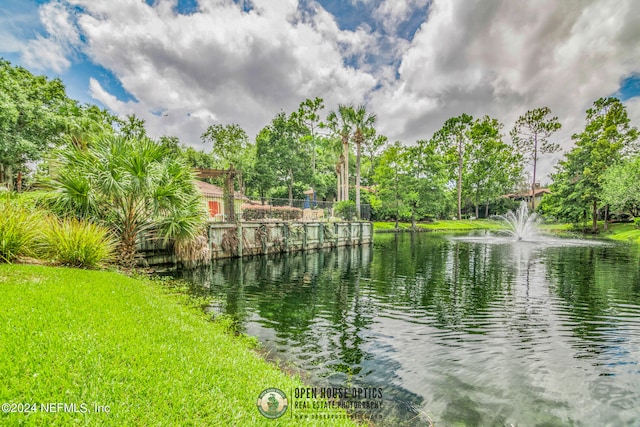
[[271, 206, 303, 221], [0, 198, 42, 262], [291, 98, 325, 187], [601, 156, 640, 217], [241, 204, 270, 220], [510, 107, 561, 210], [52, 135, 207, 266], [241, 205, 303, 221], [0, 59, 77, 188], [465, 116, 523, 217], [42, 218, 116, 268], [432, 113, 474, 220], [254, 112, 310, 201], [374, 140, 453, 222], [544, 98, 638, 231], [116, 114, 147, 139], [333, 200, 357, 220], [200, 123, 253, 173]]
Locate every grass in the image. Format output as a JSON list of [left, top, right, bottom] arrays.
[[0, 265, 359, 426], [373, 219, 504, 232], [538, 221, 640, 244], [601, 222, 640, 244], [42, 218, 116, 267], [0, 200, 42, 262]]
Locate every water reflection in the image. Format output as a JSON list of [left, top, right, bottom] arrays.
[[182, 234, 640, 426]]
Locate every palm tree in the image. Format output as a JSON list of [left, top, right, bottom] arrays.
[[347, 105, 376, 219], [53, 135, 207, 267], [327, 105, 353, 202]]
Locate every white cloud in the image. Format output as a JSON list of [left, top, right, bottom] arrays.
[[9, 0, 640, 181], [373, 0, 430, 34], [21, 0, 81, 72], [370, 0, 640, 179], [53, 0, 377, 142]]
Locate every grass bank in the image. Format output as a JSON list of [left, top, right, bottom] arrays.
[[0, 265, 359, 426], [373, 219, 504, 232], [539, 222, 640, 244], [598, 223, 640, 244]]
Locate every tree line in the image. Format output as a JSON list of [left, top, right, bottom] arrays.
[[1, 59, 638, 228]]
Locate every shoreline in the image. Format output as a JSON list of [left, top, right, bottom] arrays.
[[0, 264, 360, 426], [374, 219, 640, 245]]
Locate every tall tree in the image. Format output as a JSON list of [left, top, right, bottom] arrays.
[[64, 104, 117, 148], [544, 98, 638, 231], [201, 123, 250, 169], [364, 131, 387, 185], [373, 142, 407, 228], [466, 116, 523, 218], [326, 105, 354, 202], [0, 59, 75, 189], [510, 107, 561, 210], [201, 123, 254, 192], [601, 156, 640, 218], [432, 114, 473, 220], [347, 105, 376, 219], [254, 112, 308, 205], [292, 97, 324, 186]]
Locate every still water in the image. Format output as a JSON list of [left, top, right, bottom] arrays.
[[182, 232, 640, 426]]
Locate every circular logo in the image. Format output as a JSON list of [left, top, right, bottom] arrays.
[[257, 388, 288, 419]]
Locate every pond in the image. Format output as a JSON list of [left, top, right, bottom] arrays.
[[181, 232, 640, 426]]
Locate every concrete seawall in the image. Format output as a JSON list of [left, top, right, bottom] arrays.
[[140, 221, 373, 267]]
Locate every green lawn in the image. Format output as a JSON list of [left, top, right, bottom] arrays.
[[537, 221, 640, 244], [601, 223, 640, 244], [0, 265, 358, 426], [373, 219, 504, 232]]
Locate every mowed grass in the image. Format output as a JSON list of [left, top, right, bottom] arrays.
[[0, 265, 359, 427], [537, 221, 640, 244], [373, 219, 504, 232], [602, 223, 640, 244]]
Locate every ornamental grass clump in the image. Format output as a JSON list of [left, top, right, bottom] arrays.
[[42, 218, 116, 268], [0, 199, 42, 263]]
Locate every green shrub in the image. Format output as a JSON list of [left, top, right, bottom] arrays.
[[241, 204, 303, 221], [242, 204, 270, 221], [333, 200, 356, 220], [12, 190, 59, 213], [0, 199, 42, 263], [635, 217, 640, 228], [271, 206, 302, 220], [43, 218, 116, 268]]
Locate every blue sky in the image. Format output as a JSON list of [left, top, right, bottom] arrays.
[[2, 0, 640, 181]]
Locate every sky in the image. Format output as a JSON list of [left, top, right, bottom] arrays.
[[2, 0, 640, 183]]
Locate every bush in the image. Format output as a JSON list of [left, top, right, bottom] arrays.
[[242, 204, 270, 221], [0, 199, 42, 263], [272, 206, 302, 220], [635, 217, 640, 228], [43, 218, 116, 268], [333, 200, 356, 220], [12, 190, 59, 213], [241, 204, 302, 221]]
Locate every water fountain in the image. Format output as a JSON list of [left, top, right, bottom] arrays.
[[497, 201, 538, 241]]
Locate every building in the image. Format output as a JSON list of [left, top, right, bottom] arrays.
[[504, 184, 551, 209], [194, 180, 247, 222]]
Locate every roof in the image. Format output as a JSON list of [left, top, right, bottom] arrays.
[[194, 180, 247, 199], [504, 188, 551, 198]]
